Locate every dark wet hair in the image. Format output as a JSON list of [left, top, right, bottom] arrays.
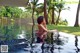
[[37, 16, 44, 24]]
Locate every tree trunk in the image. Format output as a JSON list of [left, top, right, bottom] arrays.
[[74, 0, 80, 27], [51, 7, 55, 24], [56, 9, 61, 25], [31, 5, 35, 47], [44, 0, 48, 24]]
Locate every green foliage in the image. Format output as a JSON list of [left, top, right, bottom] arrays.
[[0, 6, 6, 17], [35, 3, 44, 14], [26, 0, 44, 17], [58, 19, 68, 26], [0, 23, 23, 40], [0, 6, 23, 18], [21, 11, 32, 18]]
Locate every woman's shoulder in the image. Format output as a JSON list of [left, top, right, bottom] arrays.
[[38, 24, 42, 26], [38, 24, 44, 28]]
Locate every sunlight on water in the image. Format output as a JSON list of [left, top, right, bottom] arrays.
[[17, 30, 26, 39]]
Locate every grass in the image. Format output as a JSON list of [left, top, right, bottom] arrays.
[[47, 24, 80, 36]]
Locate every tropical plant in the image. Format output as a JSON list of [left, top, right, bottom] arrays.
[[35, 3, 44, 17], [55, 0, 70, 25], [0, 6, 23, 18], [26, 0, 39, 46], [55, 0, 64, 25], [0, 6, 6, 18], [47, 0, 58, 24]]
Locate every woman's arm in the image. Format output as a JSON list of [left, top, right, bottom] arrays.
[[40, 24, 56, 32], [40, 24, 48, 32], [40, 24, 57, 33]]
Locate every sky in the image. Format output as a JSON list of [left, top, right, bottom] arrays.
[[19, 0, 80, 26]]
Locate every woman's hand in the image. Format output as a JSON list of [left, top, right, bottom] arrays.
[[48, 29, 58, 33]]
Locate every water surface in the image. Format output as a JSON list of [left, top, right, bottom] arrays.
[[0, 22, 80, 53]]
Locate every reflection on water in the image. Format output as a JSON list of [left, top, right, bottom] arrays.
[[40, 32, 80, 53], [0, 22, 32, 41], [75, 36, 80, 53], [0, 22, 80, 53]]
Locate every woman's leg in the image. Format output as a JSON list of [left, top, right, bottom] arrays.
[[36, 37, 43, 43]]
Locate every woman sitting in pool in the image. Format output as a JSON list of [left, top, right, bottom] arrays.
[[36, 16, 58, 43]]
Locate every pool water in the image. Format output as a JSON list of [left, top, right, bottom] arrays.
[[8, 32, 80, 53], [0, 22, 80, 53]]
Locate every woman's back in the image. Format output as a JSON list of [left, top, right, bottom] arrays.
[[37, 24, 46, 37]]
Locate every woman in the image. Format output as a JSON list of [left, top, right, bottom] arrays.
[[36, 16, 58, 43]]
